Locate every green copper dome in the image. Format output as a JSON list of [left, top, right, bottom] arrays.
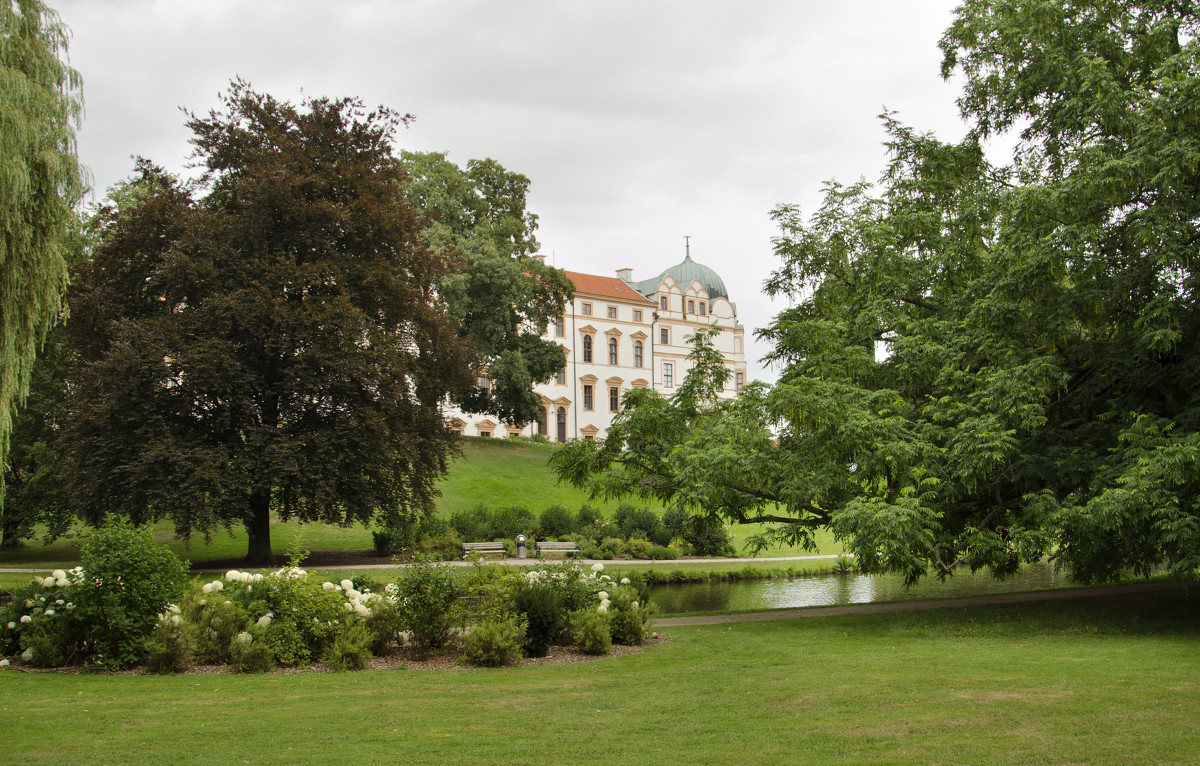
[[632, 254, 728, 300]]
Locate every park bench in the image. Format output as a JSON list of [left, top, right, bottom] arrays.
[[535, 541, 581, 557], [462, 542, 507, 558]]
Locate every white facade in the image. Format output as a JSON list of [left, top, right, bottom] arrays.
[[446, 255, 749, 442]]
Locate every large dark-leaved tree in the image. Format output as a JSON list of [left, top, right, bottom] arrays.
[[65, 84, 476, 564], [554, 0, 1200, 586]]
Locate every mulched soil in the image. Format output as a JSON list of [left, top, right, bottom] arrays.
[[4, 633, 666, 676]]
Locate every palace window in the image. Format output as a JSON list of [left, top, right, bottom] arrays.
[[583, 334, 593, 363], [608, 337, 618, 365], [609, 386, 619, 412], [663, 362, 674, 388], [736, 371, 745, 393], [555, 368, 566, 385], [581, 302, 592, 316], [554, 317, 564, 337], [607, 306, 617, 319], [583, 384, 594, 411], [688, 299, 695, 314], [633, 309, 643, 322], [634, 340, 643, 368], [699, 302, 706, 315], [660, 295, 668, 311], [660, 327, 670, 345]]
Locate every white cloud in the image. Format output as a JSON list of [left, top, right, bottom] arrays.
[[57, 0, 971, 381]]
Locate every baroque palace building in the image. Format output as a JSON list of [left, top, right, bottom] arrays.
[[446, 251, 749, 442]]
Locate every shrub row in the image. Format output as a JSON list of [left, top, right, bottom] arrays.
[[375, 503, 735, 560], [2, 531, 650, 672]]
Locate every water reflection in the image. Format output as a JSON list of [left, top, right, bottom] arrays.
[[650, 561, 1072, 615]]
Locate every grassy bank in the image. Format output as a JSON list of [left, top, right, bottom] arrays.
[[0, 589, 1196, 765], [0, 437, 841, 569]]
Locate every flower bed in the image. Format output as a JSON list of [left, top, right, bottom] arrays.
[[1, 555, 654, 673]]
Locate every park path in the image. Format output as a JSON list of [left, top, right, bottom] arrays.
[[651, 579, 1190, 627]]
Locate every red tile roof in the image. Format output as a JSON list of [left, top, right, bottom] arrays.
[[564, 270, 656, 304]]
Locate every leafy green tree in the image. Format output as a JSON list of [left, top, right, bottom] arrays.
[[0, 0, 85, 506], [64, 84, 476, 564], [554, 0, 1200, 585], [399, 151, 572, 425]]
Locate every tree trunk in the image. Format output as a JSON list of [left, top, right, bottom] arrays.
[[245, 488, 273, 565]]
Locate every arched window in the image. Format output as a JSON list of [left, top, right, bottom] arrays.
[[556, 407, 567, 443], [583, 334, 593, 363], [634, 340, 643, 368], [688, 299, 695, 314], [608, 337, 618, 365]]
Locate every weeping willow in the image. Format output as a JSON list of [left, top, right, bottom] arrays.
[[0, 0, 84, 503]]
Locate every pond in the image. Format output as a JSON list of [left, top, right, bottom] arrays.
[[649, 560, 1073, 615]]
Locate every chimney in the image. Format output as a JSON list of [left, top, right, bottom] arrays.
[[616, 267, 633, 281]]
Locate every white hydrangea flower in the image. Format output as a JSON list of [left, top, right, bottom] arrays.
[[5, 622, 14, 629], [631, 601, 639, 610], [43, 609, 55, 616], [167, 604, 181, 614], [343, 602, 354, 612], [600, 599, 610, 609], [256, 614, 273, 628], [235, 632, 253, 645], [20, 615, 31, 624], [52, 569, 66, 579], [211, 580, 224, 591], [42, 576, 55, 588], [0, 659, 9, 667], [354, 603, 370, 617], [621, 577, 631, 585], [55, 579, 69, 587], [322, 582, 336, 590], [55, 599, 65, 606], [64, 602, 74, 611], [171, 614, 183, 625], [591, 563, 604, 572], [340, 579, 354, 591], [197, 598, 206, 606], [345, 588, 361, 601], [226, 570, 241, 581], [597, 591, 609, 600], [21, 648, 34, 661], [597, 604, 608, 614], [202, 583, 213, 594]]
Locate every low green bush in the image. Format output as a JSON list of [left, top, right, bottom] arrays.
[[229, 629, 274, 673], [514, 582, 564, 658], [462, 615, 526, 667], [325, 623, 374, 671], [608, 587, 648, 646], [394, 559, 463, 655], [539, 505, 578, 537], [648, 545, 679, 560], [626, 536, 653, 559], [570, 609, 612, 655]]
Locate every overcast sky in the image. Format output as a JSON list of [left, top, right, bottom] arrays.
[[56, 0, 970, 382]]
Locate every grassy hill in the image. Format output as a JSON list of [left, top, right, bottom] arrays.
[[0, 436, 837, 568]]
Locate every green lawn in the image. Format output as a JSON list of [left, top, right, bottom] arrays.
[[1, 589, 1196, 765], [0, 436, 840, 569]]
